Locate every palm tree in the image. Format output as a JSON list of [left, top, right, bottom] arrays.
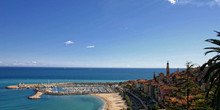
[[200, 31, 220, 109]]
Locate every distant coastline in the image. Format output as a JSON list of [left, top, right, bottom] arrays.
[[0, 66, 186, 69]]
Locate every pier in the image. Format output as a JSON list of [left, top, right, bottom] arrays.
[[28, 92, 44, 99]]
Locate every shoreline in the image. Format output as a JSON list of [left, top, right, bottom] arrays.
[[94, 95, 107, 110], [91, 93, 127, 110], [5, 82, 127, 109], [91, 94, 109, 110]]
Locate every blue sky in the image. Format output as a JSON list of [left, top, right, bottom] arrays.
[[0, 0, 220, 68]]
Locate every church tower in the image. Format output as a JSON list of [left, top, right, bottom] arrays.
[[166, 61, 170, 76], [154, 72, 156, 80]]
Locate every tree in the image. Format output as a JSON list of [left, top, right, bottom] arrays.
[[125, 95, 132, 106], [185, 62, 194, 110], [152, 104, 160, 110], [165, 62, 202, 110], [140, 92, 147, 97], [125, 95, 129, 100], [200, 31, 220, 109], [127, 100, 132, 106], [127, 107, 132, 110], [119, 91, 123, 95]]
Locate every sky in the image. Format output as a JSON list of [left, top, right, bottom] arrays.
[[0, 0, 220, 68]]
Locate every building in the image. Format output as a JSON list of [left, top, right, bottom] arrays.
[[166, 61, 170, 76]]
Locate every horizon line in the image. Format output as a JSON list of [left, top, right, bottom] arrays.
[[0, 66, 186, 69]]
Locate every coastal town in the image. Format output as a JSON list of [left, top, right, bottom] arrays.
[[5, 62, 212, 110], [118, 62, 214, 110]]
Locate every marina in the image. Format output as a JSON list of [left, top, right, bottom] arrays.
[[6, 82, 120, 99]]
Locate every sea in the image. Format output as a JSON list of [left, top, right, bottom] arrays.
[[0, 67, 184, 110]]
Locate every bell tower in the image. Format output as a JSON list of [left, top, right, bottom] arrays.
[[154, 72, 156, 80], [166, 61, 170, 76]]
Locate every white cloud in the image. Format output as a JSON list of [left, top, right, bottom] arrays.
[[169, 0, 220, 6], [168, 0, 176, 4], [31, 61, 37, 64], [209, 0, 220, 6], [10, 61, 38, 66], [0, 61, 2, 63], [86, 46, 95, 48], [12, 62, 25, 66], [64, 40, 74, 45]]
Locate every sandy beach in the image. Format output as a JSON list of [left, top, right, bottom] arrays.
[[91, 93, 127, 110]]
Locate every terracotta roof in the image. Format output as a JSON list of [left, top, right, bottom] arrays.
[[170, 73, 175, 76], [159, 72, 164, 76], [137, 79, 147, 83], [151, 82, 159, 86], [129, 80, 137, 83], [160, 85, 172, 90], [144, 83, 150, 85]]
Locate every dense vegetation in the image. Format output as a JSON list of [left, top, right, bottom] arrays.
[[164, 31, 220, 110]]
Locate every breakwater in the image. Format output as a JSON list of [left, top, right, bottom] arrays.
[[6, 82, 120, 89]]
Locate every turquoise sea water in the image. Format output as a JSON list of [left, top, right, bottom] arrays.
[[0, 67, 184, 110], [0, 79, 107, 110]]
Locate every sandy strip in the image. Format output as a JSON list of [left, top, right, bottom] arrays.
[[91, 93, 127, 110]]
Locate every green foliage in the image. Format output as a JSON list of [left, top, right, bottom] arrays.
[[138, 106, 143, 109], [119, 91, 123, 95], [165, 62, 210, 110], [140, 92, 146, 97], [131, 86, 136, 90], [125, 95, 129, 100], [125, 85, 132, 89], [159, 104, 165, 109], [119, 82, 123, 86], [127, 100, 132, 106], [125, 95, 132, 106], [127, 107, 132, 110], [191, 93, 214, 110], [109, 83, 112, 87], [152, 104, 160, 110]]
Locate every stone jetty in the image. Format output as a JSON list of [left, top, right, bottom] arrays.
[[5, 85, 19, 89], [28, 92, 44, 99]]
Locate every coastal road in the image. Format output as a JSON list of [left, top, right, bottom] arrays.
[[127, 91, 148, 110]]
